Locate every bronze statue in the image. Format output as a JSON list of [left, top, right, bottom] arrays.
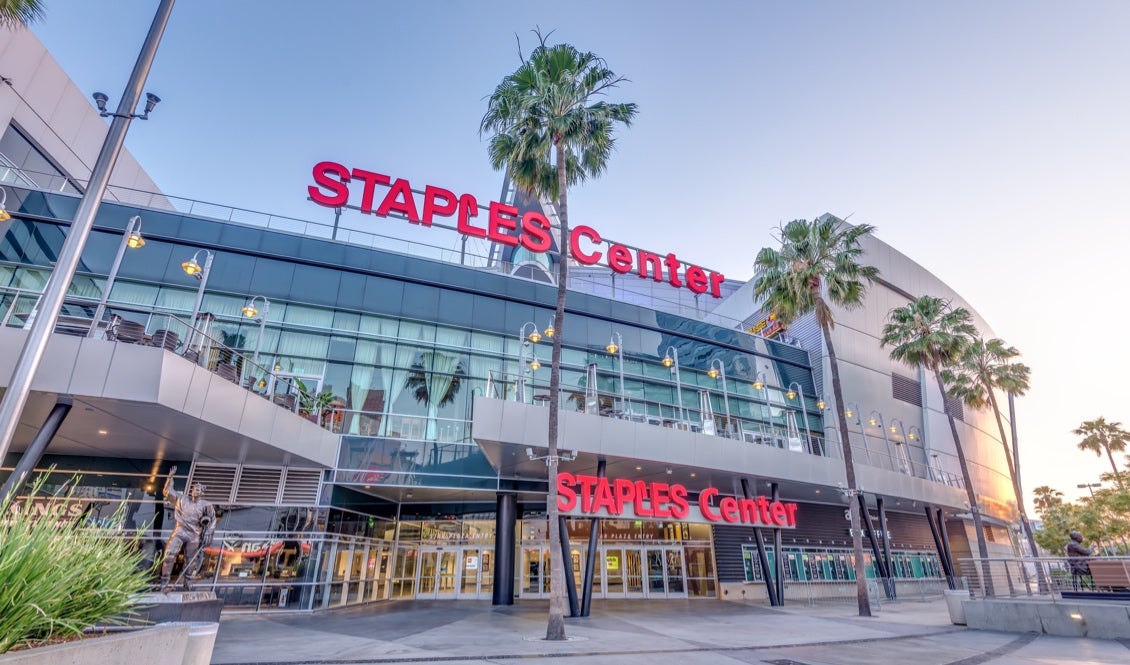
[[1065, 529, 1093, 590], [159, 466, 216, 592]]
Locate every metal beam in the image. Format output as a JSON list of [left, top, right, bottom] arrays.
[[0, 397, 72, 505], [742, 478, 778, 606], [492, 492, 517, 605], [580, 458, 605, 617], [877, 497, 896, 599], [559, 515, 579, 617]]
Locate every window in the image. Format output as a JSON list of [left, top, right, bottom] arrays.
[[0, 124, 81, 194]]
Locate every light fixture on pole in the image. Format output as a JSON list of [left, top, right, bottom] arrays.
[[1077, 482, 1101, 498], [529, 349, 542, 372], [0, 186, 12, 222], [707, 359, 732, 436], [888, 418, 912, 475], [787, 381, 810, 452], [662, 346, 685, 423], [0, 0, 175, 469], [517, 322, 541, 402], [907, 425, 922, 442], [868, 410, 897, 470], [543, 319, 556, 339], [182, 248, 214, 337], [241, 295, 271, 366], [844, 402, 872, 464], [606, 332, 626, 415], [94, 91, 161, 120], [752, 369, 771, 432], [87, 215, 145, 337]]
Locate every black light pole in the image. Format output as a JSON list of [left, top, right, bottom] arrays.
[[0, 0, 175, 468]]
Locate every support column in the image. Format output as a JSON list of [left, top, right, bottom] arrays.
[[771, 482, 784, 605], [925, 505, 951, 588], [876, 497, 896, 599], [857, 494, 893, 598], [937, 507, 957, 588], [0, 397, 72, 505], [559, 515, 579, 617], [743, 479, 778, 606], [492, 492, 517, 605], [580, 458, 605, 617]]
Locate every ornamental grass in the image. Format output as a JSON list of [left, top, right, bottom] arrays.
[[0, 476, 153, 654]]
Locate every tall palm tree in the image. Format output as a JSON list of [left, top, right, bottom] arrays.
[[1073, 417, 1128, 489], [880, 296, 993, 589], [942, 337, 1043, 583], [753, 217, 879, 617], [481, 32, 637, 640], [0, 0, 44, 26]]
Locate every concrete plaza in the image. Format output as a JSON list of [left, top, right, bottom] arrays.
[[211, 598, 1130, 664]]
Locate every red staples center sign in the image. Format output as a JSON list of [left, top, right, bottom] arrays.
[[556, 472, 798, 528], [307, 162, 726, 298]]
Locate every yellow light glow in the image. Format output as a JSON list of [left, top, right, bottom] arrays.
[[544, 325, 555, 338], [606, 342, 619, 355], [817, 400, 827, 410], [126, 233, 145, 248], [845, 410, 854, 419], [753, 381, 764, 390], [662, 356, 674, 368], [889, 425, 897, 434], [909, 432, 917, 440], [528, 331, 541, 344], [241, 305, 259, 318], [786, 390, 797, 400], [529, 359, 541, 371], [181, 259, 201, 276], [869, 418, 878, 427], [707, 368, 719, 379], [0, 209, 10, 222]]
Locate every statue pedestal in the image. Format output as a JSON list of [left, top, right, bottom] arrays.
[[131, 590, 223, 624]]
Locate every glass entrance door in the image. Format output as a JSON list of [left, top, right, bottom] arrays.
[[520, 546, 549, 598], [416, 548, 458, 599], [601, 546, 687, 599], [457, 547, 493, 599]]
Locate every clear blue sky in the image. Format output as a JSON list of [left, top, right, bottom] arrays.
[[32, 0, 1130, 508]]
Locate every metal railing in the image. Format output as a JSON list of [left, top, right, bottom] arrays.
[[956, 556, 1130, 600]]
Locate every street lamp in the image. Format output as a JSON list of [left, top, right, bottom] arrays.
[[752, 370, 770, 433], [1077, 482, 1101, 497], [845, 402, 872, 464], [606, 332, 626, 415], [517, 322, 541, 402], [868, 410, 897, 471], [786, 381, 810, 452], [707, 359, 732, 436], [182, 248, 214, 338], [0, 186, 12, 221], [888, 418, 912, 475], [88, 215, 145, 337], [241, 295, 271, 366], [662, 346, 685, 423]]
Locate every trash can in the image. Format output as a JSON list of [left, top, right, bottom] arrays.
[[163, 621, 219, 665], [943, 589, 970, 625]]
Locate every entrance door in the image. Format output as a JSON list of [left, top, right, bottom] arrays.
[[520, 546, 549, 598], [602, 546, 687, 599], [416, 548, 458, 599], [457, 547, 494, 599]]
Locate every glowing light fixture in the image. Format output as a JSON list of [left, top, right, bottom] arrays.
[[707, 367, 719, 379]]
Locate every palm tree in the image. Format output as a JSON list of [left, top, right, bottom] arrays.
[[1073, 417, 1128, 489], [481, 32, 637, 640], [942, 337, 1044, 586], [753, 217, 879, 617], [881, 296, 993, 591], [0, 0, 44, 26]]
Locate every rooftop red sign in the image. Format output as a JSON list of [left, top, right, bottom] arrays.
[[308, 162, 726, 298]]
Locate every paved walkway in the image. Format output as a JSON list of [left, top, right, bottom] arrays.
[[211, 598, 1130, 664]]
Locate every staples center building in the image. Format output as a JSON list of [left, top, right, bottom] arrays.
[[0, 28, 1020, 612]]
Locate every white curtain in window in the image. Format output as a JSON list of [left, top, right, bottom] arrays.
[[349, 357, 376, 435], [283, 304, 334, 329], [423, 351, 461, 440], [467, 334, 505, 398], [378, 343, 420, 437]]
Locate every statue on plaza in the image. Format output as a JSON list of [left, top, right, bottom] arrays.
[[159, 466, 216, 592], [1065, 529, 1093, 590]]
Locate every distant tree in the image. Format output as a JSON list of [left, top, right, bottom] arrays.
[[1073, 417, 1128, 489], [881, 296, 993, 590], [0, 0, 44, 26], [1032, 485, 1063, 515], [754, 217, 879, 617], [481, 30, 637, 641]]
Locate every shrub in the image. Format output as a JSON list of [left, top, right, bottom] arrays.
[[0, 477, 153, 654]]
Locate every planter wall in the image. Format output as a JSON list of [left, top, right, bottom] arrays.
[[0, 623, 188, 665]]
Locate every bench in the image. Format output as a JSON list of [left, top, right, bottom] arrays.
[[1089, 560, 1130, 591]]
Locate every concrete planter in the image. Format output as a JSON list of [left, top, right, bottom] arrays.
[[0, 622, 214, 665], [943, 589, 970, 625]]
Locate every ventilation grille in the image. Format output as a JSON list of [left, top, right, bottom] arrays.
[[281, 468, 322, 505], [891, 373, 922, 406], [235, 467, 283, 504], [188, 465, 236, 504], [943, 395, 965, 422]]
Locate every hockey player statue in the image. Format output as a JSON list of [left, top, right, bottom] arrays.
[[158, 466, 216, 592]]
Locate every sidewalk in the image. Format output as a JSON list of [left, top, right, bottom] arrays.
[[210, 598, 1130, 664]]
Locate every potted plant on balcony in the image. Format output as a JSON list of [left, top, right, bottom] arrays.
[[294, 378, 337, 425], [0, 477, 204, 664]]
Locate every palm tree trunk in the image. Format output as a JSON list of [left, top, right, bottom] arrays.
[[821, 316, 871, 617], [986, 390, 1046, 591], [1104, 446, 1125, 490], [544, 141, 568, 641], [935, 372, 993, 596]]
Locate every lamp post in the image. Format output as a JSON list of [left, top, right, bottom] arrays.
[[786, 382, 810, 453], [0, 186, 12, 221], [1077, 482, 1101, 498], [87, 215, 145, 337], [753, 370, 770, 434], [517, 322, 541, 402], [0, 0, 175, 468], [182, 248, 214, 339], [888, 418, 912, 475], [707, 359, 732, 436], [661, 346, 684, 423], [241, 295, 271, 366], [844, 402, 872, 464], [606, 332, 626, 415], [868, 411, 897, 471]]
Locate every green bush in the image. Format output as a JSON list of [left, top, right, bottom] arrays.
[[0, 477, 153, 654]]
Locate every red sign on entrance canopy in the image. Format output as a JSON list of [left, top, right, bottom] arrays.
[[307, 162, 726, 298]]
